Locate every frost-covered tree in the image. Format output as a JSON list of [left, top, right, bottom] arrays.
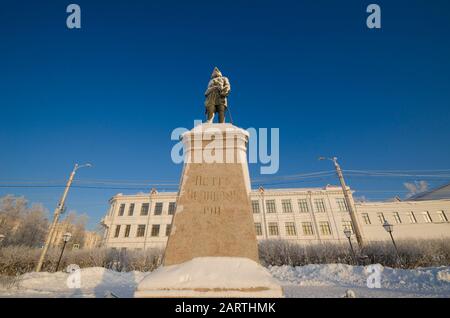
[[0, 195, 28, 242], [52, 211, 88, 248], [12, 204, 48, 247], [0, 195, 49, 247]]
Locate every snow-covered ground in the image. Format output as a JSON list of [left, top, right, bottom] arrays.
[[1, 264, 449, 298], [271, 264, 450, 298]]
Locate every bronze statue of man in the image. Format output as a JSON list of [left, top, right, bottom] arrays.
[[204, 67, 231, 123]]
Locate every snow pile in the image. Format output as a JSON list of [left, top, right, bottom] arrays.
[[135, 257, 283, 297], [138, 257, 279, 290], [437, 269, 450, 283], [269, 264, 450, 292], [1, 267, 146, 298]]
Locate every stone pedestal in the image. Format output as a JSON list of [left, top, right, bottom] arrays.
[[164, 123, 257, 265], [135, 123, 282, 297]]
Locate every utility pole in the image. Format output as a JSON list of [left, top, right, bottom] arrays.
[[35, 163, 91, 272], [319, 157, 364, 249]]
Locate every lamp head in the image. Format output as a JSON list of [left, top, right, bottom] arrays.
[[383, 220, 393, 233], [75, 163, 93, 171], [63, 232, 72, 242], [343, 228, 352, 239]]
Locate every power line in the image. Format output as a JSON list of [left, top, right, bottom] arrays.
[[343, 170, 450, 177], [1, 168, 449, 189], [345, 169, 450, 172], [0, 185, 178, 190]]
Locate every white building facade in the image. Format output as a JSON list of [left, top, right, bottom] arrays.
[[101, 185, 450, 251]]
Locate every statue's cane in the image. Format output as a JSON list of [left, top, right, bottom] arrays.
[[226, 104, 234, 125]]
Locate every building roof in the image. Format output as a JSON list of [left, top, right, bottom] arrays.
[[110, 185, 346, 201], [407, 183, 450, 201]]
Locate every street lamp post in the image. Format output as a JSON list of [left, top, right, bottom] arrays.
[[343, 228, 357, 265], [382, 220, 402, 266], [35, 163, 92, 272], [56, 232, 72, 272], [319, 156, 364, 249], [259, 186, 269, 239]]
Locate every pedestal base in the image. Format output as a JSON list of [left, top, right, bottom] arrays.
[[134, 257, 283, 298]]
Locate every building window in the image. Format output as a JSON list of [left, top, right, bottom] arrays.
[[268, 222, 279, 236], [252, 200, 260, 214], [342, 221, 354, 233], [393, 212, 402, 224], [128, 203, 135, 216], [114, 225, 121, 238], [141, 203, 149, 216], [437, 211, 448, 222], [154, 202, 163, 215], [336, 198, 348, 212], [362, 213, 371, 225], [255, 223, 263, 236], [298, 199, 309, 213], [409, 212, 417, 224], [137, 225, 146, 237], [319, 222, 332, 235], [282, 200, 293, 213], [151, 224, 160, 237], [377, 212, 385, 224], [168, 202, 176, 215], [422, 212, 432, 223], [266, 200, 276, 213], [314, 199, 326, 213], [285, 222, 296, 236], [118, 204, 125, 216], [302, 222, 314, 235], [109, 204, 115, 216], [124, 225, 131, 238], [165, 224, 172, 236]]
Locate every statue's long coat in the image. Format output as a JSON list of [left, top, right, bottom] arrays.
[[204, 68, 231, 109]]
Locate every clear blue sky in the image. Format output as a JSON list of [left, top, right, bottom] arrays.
[[1, 0, 450, 229]]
